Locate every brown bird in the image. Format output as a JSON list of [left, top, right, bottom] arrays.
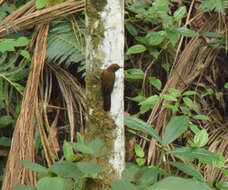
[[101, 64, 121, 111]]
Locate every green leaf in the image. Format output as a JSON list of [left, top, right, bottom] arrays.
[[0, 39, 15, 53], [0, 115, 13, 128], [19, 160, 48, 174], [125, 68, 145, 80], [139, 95, 160, 107], [137, 167, 158, 186], [63, 141, 77, 162], [122, 166, 140, 182], [183, 90, 197, 96], [125, 22, 138, 36], [69, 142, 94, 154], [174, 6, 187, 20], [146, 31, 165, 46], [126, 44, 147, 55], [125, 117, 162, 143], [193, 115, 210, 121], [167, 147, 221, 164], [13, 184, 36, 190], [152, 0, 169, 12], [169, 162, 205, 182], [37, 177, 64, 190], [180, 106, 191, 116], [149, 77, 162, 90], [76, 162, 101, 176], [177, 27, 199, 37], [0, 136, 11, 147], [224, 82, 228, 89], [201, 32, 224, 38], [162, 62, 170, 73], [183, 97, 199, 112], [222, 168, 228, 177], [162, 116, 189, 146], [210, 152, 225, 168], [164, 103, 179, 115], [76, 132, 84, 144], [216, 182, 228, 190], [135, 143, 144, 158], [159, 12, 173, 28], [136, 158, 146, 166], [88, 138, 107, 156], [130, 95, 146, 102], [199, 0, 226, 14], [49, 161, 83, 179], [168, 88, 181, 97], [189, 123, 200, 134], [35, 0, 46, 9], [147, 176, 213, 190], [215, 91, 223, 101], [0, 52, 7, 65], [149, 48, 160, 58], [161, 94, 177, 101], [111, 179, 139, 190], [15, 37, 30, 47], [19, 50, 30, 59], [166, 28, 181, 46]]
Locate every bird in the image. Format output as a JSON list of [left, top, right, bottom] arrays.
[[101, 64, 121, 111]]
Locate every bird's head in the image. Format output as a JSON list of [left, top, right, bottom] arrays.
[[106, 64, 122, 72]]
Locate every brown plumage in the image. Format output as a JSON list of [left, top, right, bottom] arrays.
[[101, 64, 121, 111]]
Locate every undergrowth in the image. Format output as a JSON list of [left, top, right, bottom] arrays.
[[1, 0, 228, 189]]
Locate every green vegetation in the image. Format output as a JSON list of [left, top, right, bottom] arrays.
[[1, 0, 228, 189]]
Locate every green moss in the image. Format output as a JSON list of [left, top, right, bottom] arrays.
[[84, 0, 121, 189], [86, 0, 107, 50]]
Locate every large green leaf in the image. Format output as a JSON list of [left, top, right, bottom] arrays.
[[111, 179, 139, 190], [13, 184, 36, 190], [19, 160, 48, 174], [169, 162, 205, 182], [49, 161, 83, 179], [76, 162, 101, 176], [125, 117, 162, 143], [147, 176, 213, 190], [37, 177, 64, 190], [162, 116, 189, 146], [167, 147, 225, 168], [137, 167, 158, 186]]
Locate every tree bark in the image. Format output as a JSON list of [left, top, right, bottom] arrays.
[[85, 0, 125, 189]]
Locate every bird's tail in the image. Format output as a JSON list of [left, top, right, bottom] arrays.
[[103, 94, 111, 111]]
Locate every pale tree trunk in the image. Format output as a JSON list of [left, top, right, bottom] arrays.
[[85, 0, 125, 189]]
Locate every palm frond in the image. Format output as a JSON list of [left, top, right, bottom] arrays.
[[46, 19, 85, 67]]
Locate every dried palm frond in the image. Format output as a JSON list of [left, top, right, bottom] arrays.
[[0, 0, 85, 37], [47, 62, 86, 141], [2, 23, 49, 190]]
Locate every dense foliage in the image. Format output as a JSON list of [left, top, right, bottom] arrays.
[[1, 0, 228, 189]]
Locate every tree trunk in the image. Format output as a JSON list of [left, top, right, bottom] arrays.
[[85, 0, 125, 189]]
